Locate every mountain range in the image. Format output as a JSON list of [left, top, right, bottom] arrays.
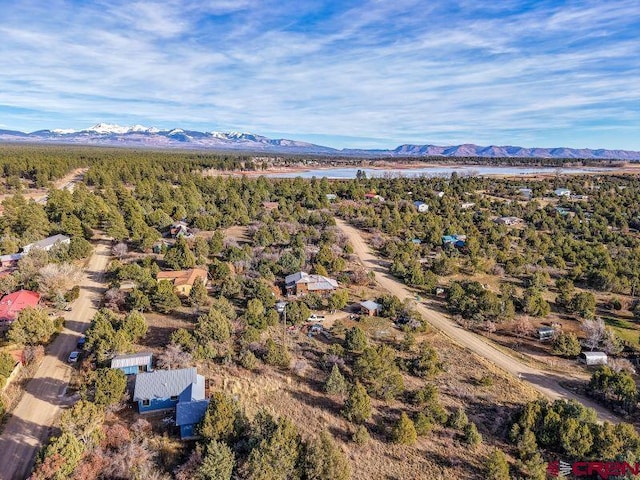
[[1, 123, 639, 160]]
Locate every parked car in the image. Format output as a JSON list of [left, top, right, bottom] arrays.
[[76, 336, 86, 349], [307, 314, 325, 323], [67, 351, 80, 363]]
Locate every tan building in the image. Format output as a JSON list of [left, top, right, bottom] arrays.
[[157, 268, 208, 296]]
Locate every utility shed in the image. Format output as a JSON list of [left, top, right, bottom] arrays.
[[111, 352, 153, 375], [580, 351, 608, 366], [537, 327, 555, 341]]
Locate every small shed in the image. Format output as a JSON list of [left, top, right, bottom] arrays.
[[359, 300, 381, 317], [111, 352, 153, 375], [580, 351, 607, 366], [537, 327, 555, 341]]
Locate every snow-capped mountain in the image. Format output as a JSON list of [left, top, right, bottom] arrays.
[[0, 123, 638, 160]]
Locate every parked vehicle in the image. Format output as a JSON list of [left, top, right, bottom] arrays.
[[76, 336, 86, 350], [67, 351, 80, 363]]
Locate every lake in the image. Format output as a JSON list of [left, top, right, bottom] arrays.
[[264, 165, 607, 179]]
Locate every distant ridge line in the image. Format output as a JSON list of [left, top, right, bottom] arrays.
[[0, 124, 638, 160]]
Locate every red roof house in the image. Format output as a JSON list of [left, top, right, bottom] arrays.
[[0, 290, 41, 323]]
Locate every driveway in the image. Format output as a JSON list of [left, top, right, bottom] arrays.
[[0, 238, 111, 480], [335, 218, 619, 423]]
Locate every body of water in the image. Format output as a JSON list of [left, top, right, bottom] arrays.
[[264, 165, 607, 179]]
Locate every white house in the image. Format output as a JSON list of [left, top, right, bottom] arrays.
[[22, 234, 70, 254], [413, 201, 428, 213], [554, 188, 571, 197]]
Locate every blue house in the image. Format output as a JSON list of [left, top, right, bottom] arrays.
[[133, 367, 205, 413], [176, 399, 210, 439], [111, 352, 153, 375], [442, 234, 466, 248]]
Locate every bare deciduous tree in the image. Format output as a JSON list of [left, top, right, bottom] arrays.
[[38, 263, 82, 299], [156, 344, 193, 370], [582, 318, 606, 351], [104, 288, 126, 311], [513, 316, 533, 338], [112, 242, 128, 259]]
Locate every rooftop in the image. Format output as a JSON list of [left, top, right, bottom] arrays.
[[111, 352, 153, 369], [157, 268, 208, 287], [176, 399, 210, 427], [0, 290, 41, 322], [133, 367, 204, 401], [360, 300, 381, 311], [23, 234, 70, 251]]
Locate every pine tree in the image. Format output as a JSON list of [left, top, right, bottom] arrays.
[[352, 425, 370, 445], [414, 412, 432, 436], [197, 440, 234, 480], [447, 407, 469, 430], [344, 327, 367, 352], [485, 449, 510, 480], [342, 382, 371, 424], [164, 237, 196, 270], [198, 392, 236, 442], [303, 431, 351, 480], [392, 413, 417, 445], [189, 277, 210, 308], [153, 280, 181, 313], [463, 422, 482, 447], [324, 365, 347, 396]]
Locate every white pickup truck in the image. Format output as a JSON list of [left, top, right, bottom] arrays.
[[307, 314, 326, 323]]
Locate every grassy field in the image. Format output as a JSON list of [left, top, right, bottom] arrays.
[[604, 316, 640, 347]]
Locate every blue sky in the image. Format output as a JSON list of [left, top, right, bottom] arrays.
[[0, 0, 639, 149]]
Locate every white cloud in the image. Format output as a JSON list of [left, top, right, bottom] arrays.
[[0, 0, 638, 148]]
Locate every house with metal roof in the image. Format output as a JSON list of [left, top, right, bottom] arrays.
[[537, 326, 555, 341], [0, 290, 41, 324], [0, 253, 24, 268], [133, 367, 205, 413], [442, 234, 467, 248], [359, 300, 381, 317], [22, 234, 70, 254], [176, 399, 210, 439], [554, 188, 571, 197], [285, 271, 338, 296], [580, 351, 607, 366], [111, 352, 153, 375]]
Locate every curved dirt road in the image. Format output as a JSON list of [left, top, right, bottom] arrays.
[[0, 238, 111, 480], [336, 218, 619, 423]]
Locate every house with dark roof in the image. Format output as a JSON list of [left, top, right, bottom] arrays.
[[111, 352, 153, 375], [22, 234, 70, 254], [285, 271, 338, 296], [133, 367, 205, 413], [0, 290, 41, 324]]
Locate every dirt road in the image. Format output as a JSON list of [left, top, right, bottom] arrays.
[[335, 218, 619, 423], [0, 237, 111, 480]]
